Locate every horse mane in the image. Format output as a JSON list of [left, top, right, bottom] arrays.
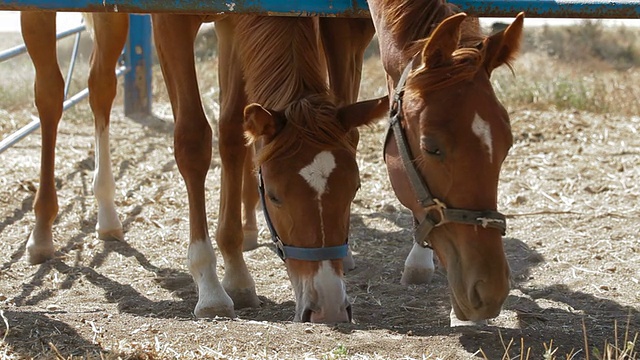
[[253, 94, 355, 166], [384, 0, 456, 52], [381, 0, 487, 95], [235, 16, 353, 165], [236, 16, 328, 109], [382, 0, 484, 56]]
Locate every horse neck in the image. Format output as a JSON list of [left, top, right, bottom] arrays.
[[236, 16, 328, 110]]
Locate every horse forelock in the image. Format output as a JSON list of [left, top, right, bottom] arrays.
[[255, 94, 354, 166], [236, 16, 327, 109], [406, 47, 484, 97]]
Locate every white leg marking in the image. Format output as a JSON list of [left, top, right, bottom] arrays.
[[401, 243, 435, 285], [471, 114, 493, 163], [299, 151, 336, 246], [93, 123, 123, 239], [188, 240, 234, 318], [405, 243, 435, 269]]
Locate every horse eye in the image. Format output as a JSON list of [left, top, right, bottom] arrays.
[[421, 136, 443, 157], [425, 148, 442, 156], [267, 192, 281, 205]]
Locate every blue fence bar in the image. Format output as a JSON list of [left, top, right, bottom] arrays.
[[124, 14, 152, 115], [1, 0, 640, 18]]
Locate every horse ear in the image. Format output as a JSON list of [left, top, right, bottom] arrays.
[[243, 103, 285, 143], [483, 12, 524, 74], [338, 96, 389, 130], [421, 12, 467, 68]]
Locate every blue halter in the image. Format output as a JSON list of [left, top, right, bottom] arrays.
[[257, 168, 349, 262]]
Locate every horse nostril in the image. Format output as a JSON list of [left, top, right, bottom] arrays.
[[346, 304, 353, 322], [301, 308, 313, 323]]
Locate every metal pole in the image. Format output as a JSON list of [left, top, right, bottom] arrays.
[[0, 23, 85, 63], [64, 25, 83, 100], [124, 14, 152, 116], [0, 65, 127, 154]]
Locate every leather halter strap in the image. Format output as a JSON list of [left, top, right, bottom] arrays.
[[383, 57, 507, 248], [258, 168, 349, 261]]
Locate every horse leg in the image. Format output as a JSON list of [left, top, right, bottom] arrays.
[[401, 243, 435, 285], [319, 17, 375, 104], [152, 14, 234, 318], [319, 18, 376, 271], [242, 145, 259, 251], [87, 13, 128, 241], [21, 12, 64, 264], [214, 17, 260, 309]]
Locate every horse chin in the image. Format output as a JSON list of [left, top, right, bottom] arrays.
[[446, 259, 505, 323]]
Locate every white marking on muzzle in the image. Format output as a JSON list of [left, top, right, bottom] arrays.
[[299, 151, 336, 246], [311, 260, 348, 322], [471, 114, 493, 163]]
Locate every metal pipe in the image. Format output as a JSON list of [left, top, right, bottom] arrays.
[[0, 65, 127, 154], [64, 27, 83, 100], [0, 23, 85, 63], [1, 0, 640, 18]]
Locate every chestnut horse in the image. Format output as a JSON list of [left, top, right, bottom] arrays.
[[152, 14, 384, 323], [21, 12, 129, 264], [368, 0, 524, 324]]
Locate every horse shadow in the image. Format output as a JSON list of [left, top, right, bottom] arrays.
[[8, 216, 198, 320], [318, 209, 640, 358], [0, 310, 107, 358], [2, 120, 202, 321]]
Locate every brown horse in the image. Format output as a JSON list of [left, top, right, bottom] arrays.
[[368, 0, 524, 324], [21, 12, 129, 264], [152, 14, 385, 323]]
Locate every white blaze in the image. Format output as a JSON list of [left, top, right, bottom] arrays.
[[299, 151, 336, 246], [471, 114, 493, 163], [299, 151, 336, 197]]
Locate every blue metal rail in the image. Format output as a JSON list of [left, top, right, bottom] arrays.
[[0, 0, 639, 18]]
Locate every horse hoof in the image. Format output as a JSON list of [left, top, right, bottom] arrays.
[[343, 251, 356, 272], [194, 301, 236, 319], [226, 287, 261, 309], [400, 266, 434, 285], [242, 229, 259, 251], [98, 227, 124, 241], [26, 232, 55, 265]]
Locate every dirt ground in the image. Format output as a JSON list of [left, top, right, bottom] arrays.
[[0, 50, 639, 359]]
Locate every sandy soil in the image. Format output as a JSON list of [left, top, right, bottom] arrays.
[[0, 53, 639, 359]]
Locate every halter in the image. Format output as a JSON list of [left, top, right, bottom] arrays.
[[383, 57, 507, 249], [258, 168, 349, 261]]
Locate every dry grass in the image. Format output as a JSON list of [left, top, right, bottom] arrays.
[[478, 318, 639, 360], [491, 22, 640, 116]]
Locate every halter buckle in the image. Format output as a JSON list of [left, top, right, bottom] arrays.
[[424, 198, 448, 227], [274, 237, 286, 260]]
